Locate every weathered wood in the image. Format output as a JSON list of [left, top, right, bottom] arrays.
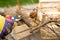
[[13, 24, 31, 40], [13, 24, 41, 40], [30, 20, 57, 32]]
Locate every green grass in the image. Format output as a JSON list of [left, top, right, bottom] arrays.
[[0, 0, 38, 7]]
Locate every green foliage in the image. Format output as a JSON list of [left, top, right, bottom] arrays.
[[0, 0, 38, 7]]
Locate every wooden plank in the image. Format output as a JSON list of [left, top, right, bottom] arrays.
[[13, 24, 31, 40], [14, 30, 31, 40], [14, 24, 29, 33]]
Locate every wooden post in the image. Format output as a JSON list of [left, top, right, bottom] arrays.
[[16, 0, 21, 14]]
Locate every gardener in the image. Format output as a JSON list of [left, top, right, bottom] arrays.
[[0, 13, 14, 39]]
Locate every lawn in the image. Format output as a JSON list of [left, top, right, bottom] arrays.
[[0, 0, 38, 7]]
